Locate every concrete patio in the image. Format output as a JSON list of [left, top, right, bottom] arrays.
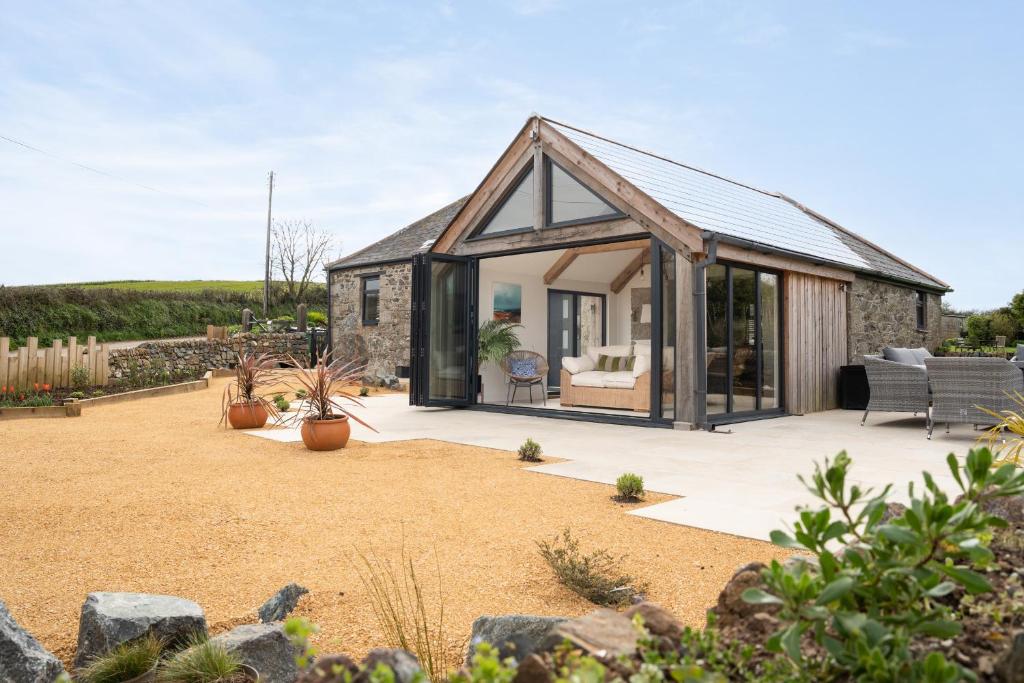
[[250, 397, 987, 541]]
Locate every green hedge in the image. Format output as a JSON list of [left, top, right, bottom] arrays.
[[0, 285, 326, 347]]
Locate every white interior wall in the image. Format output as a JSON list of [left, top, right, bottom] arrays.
[[478, 253, 625, 404], [609, 267, 651, 344], [477, 248, 647, 403]]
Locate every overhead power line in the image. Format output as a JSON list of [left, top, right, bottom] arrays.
[[0, 132, 214, 208]]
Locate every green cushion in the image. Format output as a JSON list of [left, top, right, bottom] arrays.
[[596, 354, 636, 372]]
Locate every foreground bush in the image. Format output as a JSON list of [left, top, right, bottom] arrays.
[[536, 528, 645, 606]]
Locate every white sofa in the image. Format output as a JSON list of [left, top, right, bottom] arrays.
[[559, 343, 651, 411]]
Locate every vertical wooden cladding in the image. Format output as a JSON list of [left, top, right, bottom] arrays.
[[783, 272, 848, 415]]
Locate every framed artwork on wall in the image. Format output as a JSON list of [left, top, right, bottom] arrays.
[[493, 282, 522, 323]]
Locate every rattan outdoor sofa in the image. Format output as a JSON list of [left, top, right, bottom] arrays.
[[924, 356, 1024, 439]]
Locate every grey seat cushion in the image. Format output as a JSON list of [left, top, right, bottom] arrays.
[[883, 347, 919, 365], [1017, 344, 1024, 361]]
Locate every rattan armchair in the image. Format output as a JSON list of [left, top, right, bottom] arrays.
[[499, 350, 549, 406], [862, 355, 931, 431], [924, 357, 1024, 439]]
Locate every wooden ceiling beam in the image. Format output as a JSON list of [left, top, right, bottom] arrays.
[[611, 250, 651, 294], [571, 239, 649, 255], [543, 248, 580, 285]]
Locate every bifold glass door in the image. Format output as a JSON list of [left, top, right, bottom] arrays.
[[410, 254, 475, 407], [705, 262, 781, 418]]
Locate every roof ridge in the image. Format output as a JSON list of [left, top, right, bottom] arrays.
[[777, 193, 950, 290], [540, 116, 781, 198]]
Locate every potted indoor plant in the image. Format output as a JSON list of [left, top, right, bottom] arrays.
[[285, 350, 376, 450], [221, 351, 282, 429], [477, 320, 521, 400]]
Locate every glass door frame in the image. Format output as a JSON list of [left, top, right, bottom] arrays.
[[410, 252, 477, 407], [704, 259, 785, 423]]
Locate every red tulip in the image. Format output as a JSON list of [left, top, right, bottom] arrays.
[[43, 383, 50, 392]]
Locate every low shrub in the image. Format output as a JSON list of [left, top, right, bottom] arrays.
[[273, 393, 290, 412], [615, 473, 644, 501], [307, 311, 327, 326], [536, 528, 645, 606], [78, 633, 163, 683], [517, 437, 542, 462], [157, 636, 240, 683], [70, 365, 91, 390], [295, 389, 308, 400], [68, 391, 86, 399], [359, 386, 370, 397]]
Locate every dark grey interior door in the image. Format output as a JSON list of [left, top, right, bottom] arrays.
[[547, 291, 574, 392]]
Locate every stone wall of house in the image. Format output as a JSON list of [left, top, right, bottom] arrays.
[[107, 333, 308, 379], [329, 262, 412, 382], [847, 276, 943, 363]]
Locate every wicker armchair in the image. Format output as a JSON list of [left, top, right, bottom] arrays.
[[499, 350, 549, 406], [924, 357, 1024, 439], [861, 355, 931, 430]]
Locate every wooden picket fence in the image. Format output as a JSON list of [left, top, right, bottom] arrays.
[[0, 336, 109, 390]]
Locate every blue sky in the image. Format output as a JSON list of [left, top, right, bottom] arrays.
[[0, 1, 1019, 309]]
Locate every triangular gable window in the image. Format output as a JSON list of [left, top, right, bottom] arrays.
[[547, 159, 620, 227], [477, 167, 534, 236]]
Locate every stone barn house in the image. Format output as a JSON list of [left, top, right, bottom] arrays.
[[328, 115, 948, 427]]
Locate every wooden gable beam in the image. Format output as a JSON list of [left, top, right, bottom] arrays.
[[538, 120, 703, 256], [432, 120, 536, 254], [611, 249, 651, 294]]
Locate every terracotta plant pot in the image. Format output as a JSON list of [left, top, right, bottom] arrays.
[[227, 401, 269, 429], [300, 415, 351, 450]]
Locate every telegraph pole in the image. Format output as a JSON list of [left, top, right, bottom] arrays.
[[262, 171, 274, 319]]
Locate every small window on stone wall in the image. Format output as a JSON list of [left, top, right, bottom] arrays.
[[362, 275, 380, 325], [915, 290, 926, 330]]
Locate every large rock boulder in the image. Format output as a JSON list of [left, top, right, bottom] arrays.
[[623, 603, 682, 641], [211, 623, 298, 683], [540, 609, 638, 659], [0, 600, 65, 683], [258, 584, 309, 623], [357, 649, 421, 683], [74, 592, 206, 668], [466, 615, 567, 665]]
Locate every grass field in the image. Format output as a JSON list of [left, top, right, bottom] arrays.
[[66, 280, 277, 294]]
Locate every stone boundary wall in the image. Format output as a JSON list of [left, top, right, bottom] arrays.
[[107, 333, 308, 379], [847, 277, 943, 363]]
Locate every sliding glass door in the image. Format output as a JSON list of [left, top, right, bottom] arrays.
[[705, 262, 782, 418]]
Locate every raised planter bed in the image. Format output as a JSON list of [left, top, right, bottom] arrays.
[[0, 371, 211, 419], [75, 371, 211, 407], [0, 403, 81, 420]]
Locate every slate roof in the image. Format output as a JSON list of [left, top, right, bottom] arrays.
[[327, 196, 469, 270], [545, 118, 948, 290]]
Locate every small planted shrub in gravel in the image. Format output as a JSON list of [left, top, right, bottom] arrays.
[[157, 636, 243, 683], [518, 437, 543, 462], [78, 633, 164, 683], [359, 386, 370, 397], [537, 527, 646, 606], [615, 473, 644, 502]]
